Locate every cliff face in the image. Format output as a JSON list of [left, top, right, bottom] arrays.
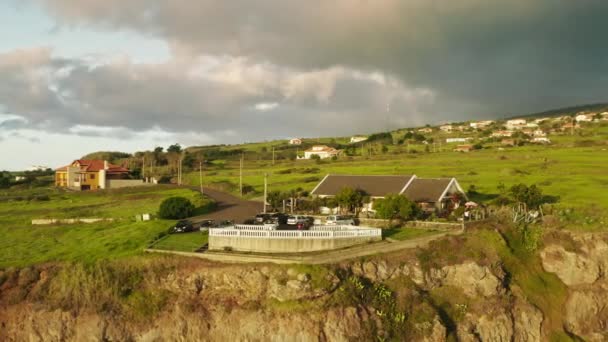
[[0, 229, 607, 341]]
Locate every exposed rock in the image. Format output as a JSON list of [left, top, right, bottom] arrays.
[[513, 301, 543, 342], [323, 307, 363, 342], [458, 312, 513, 342], [428, 262, 501, 297], [540, 244, 601, 286], [418, 317, 446, 342], [565, 289, 608, 341]]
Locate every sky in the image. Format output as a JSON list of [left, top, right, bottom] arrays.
[[1, 1, 607, 170]]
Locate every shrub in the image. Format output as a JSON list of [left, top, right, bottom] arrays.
[[158, 197, 194, 219]]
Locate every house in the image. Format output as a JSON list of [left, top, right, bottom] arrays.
[[15, 176, 26, 181], [532, 137, 551, 144], [417, 127, 433, 134], [446, 137, 471, 143], [439, 125, 453, 133], [470, 120, 494, 129], [506, 119, 527, 130], [289, 138, 302, 145], [533, 130, 547, 137], [302, 145, 341, 159], [575, 114, 594, 122], [526, 122, 539, 128], [491, 130, 513, 138], [55, 159, 134, 191], [533, 117, 550, 124], [311, 174, 466, 214], [561, 122, 579, 131], [601, 112, 608, 121], [454, 144, 474, 152], [501, 139, 516, 146], [350, 136, 368, 144]]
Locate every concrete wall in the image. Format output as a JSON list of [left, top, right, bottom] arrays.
[[209, 234, 380, 253], [105, 179, 152, 189]]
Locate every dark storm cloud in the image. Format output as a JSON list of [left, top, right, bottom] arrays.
[[31, 0, 608, 117]]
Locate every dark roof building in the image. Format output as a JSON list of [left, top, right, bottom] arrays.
[[311, 174, 466, 211]]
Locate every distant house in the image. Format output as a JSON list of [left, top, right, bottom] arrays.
[[470, 120, 494, 129], [454, 144, 474, 152], [532, 137, 551, 144], [533, 130, 547, 137], [446, 137, 471, 143], [289, 138, 302, 145], [350, 136, 368, 144], [302, 145, 341, 159], [14, 176, 26, 181], [491, 130, 513, 138], [561, 122, 579, 131], [506, 119, 527, 130], [55, 160, 137, 191], [501, 139, 516, 146], [439, 125, 453, 133], [311, 174, 466, 214], [601, 112, 608, 121], [417, 127, 433, 134], [27, 165, 49, 171], [525, 122, 539, 128], [533, 117, 550, 124], [575, 114, 594, 122]]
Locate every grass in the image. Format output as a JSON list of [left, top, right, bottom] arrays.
[[150, 231, 209, 252], [383, 228, 442, 241], [0, 186, 213, 268]]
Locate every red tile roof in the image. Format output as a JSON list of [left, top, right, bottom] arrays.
[[55, 160, 129, 173]]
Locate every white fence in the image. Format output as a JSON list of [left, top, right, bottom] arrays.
[[232, 224, 278, 231], [210, 226, 381, 239]]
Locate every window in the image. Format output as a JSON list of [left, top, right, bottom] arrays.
[[90, 174, 95, 180]]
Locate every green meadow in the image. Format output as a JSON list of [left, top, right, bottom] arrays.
[[0, 186, 211, 268]]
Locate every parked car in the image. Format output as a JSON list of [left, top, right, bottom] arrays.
[[255, 213, 271, 224], [198, 219, 215, 231], [171, 220, 195, 233], [296, 220, 311, 230], [269, 213, 288, 225], [215, 220, 234, 228], [326, 215, 356, 225], [287, 215, 308, 225]]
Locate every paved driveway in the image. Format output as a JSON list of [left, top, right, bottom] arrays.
[[189, 187, 262, 224]]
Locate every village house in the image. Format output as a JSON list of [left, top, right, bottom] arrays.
[[469, 120, 494, 129], [289, 138, 302, 145], [533, 130, 547, 137], [525, 122, 539, 128], [454, 144, 474, 152], [311, 174, 466, 214], [55, 160, 142, 191], [302, 145, 341, 159], [350, 136, 368, 143], [532, 137, 551, 144], [533, 117, 550, 124], [417, 127, 433, 134], [491, 130, 514, 138], [575, 113, 594, 122], [439, 124, 453, 133], [506, 119, 527, 130]]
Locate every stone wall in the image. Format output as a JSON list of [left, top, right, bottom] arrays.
[[105, 179, 153, 189]]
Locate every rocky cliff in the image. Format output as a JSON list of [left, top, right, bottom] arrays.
[[0, 227, 606, 341]]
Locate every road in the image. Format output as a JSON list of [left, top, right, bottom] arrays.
[[189, 187, 262, 224]]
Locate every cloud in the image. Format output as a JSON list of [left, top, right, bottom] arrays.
[[0, 48, 434, 142], [29, 0, 608, 116]]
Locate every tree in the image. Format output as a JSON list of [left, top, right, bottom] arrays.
[[267, 190, 287, 211], [334, 187, 366, 214], [158, 197, 194, 219], [167, 143, 182, 153], [510, 183, 544, 209], [374, 194, 420, 222]]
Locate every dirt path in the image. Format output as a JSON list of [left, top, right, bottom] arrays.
[[188, 187, 262, 224]]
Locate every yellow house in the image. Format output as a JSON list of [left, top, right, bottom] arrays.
[[55, 160, 130, 191]]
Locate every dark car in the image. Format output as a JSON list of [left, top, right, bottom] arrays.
[[269, 213, 288, 225], [215, 220, 234, 228], [296, 220, 311, 230], [171, 220, 194, 233], [198, 219, 215, 231], [255, 213, 271, 224]]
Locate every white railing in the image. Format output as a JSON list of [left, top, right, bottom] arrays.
[[309, 225, 361, 231], [210, 226, 381, 239], [232, 224, 279, 230]]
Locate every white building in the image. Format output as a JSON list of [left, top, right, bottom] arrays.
[[418, 127, 433, 134], [446, 137, 472, 143], [532, 137, 551, 144], [491, 130, 514, 138], [575, 114, 594, 122], [439, 125, 453, 132], [533, 130, 547, 137], [470, 120, 494, 129], [289, 138, 302, 145], [506, 119, 527, 130], [303, 145, 341, 159], [350, 136, 368, 143]]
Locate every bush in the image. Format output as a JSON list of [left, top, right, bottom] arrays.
[[158, 197, 195, 219]]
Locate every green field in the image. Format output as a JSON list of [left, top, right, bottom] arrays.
[[0, 186, 212, 268], [150, 231, 209, 252]]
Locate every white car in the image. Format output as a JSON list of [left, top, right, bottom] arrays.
[[287, 215, 308, 225], [326, 215, 356, 225]]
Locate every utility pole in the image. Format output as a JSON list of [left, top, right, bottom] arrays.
[[142, 156, 145, 180], [263, 173, 268, 213], [272, 147, 275, 165], [199, 161, 203, 195], [239, 153, 243, 197]]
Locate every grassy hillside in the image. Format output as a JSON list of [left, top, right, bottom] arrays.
[[0, 186, 212, 268]]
